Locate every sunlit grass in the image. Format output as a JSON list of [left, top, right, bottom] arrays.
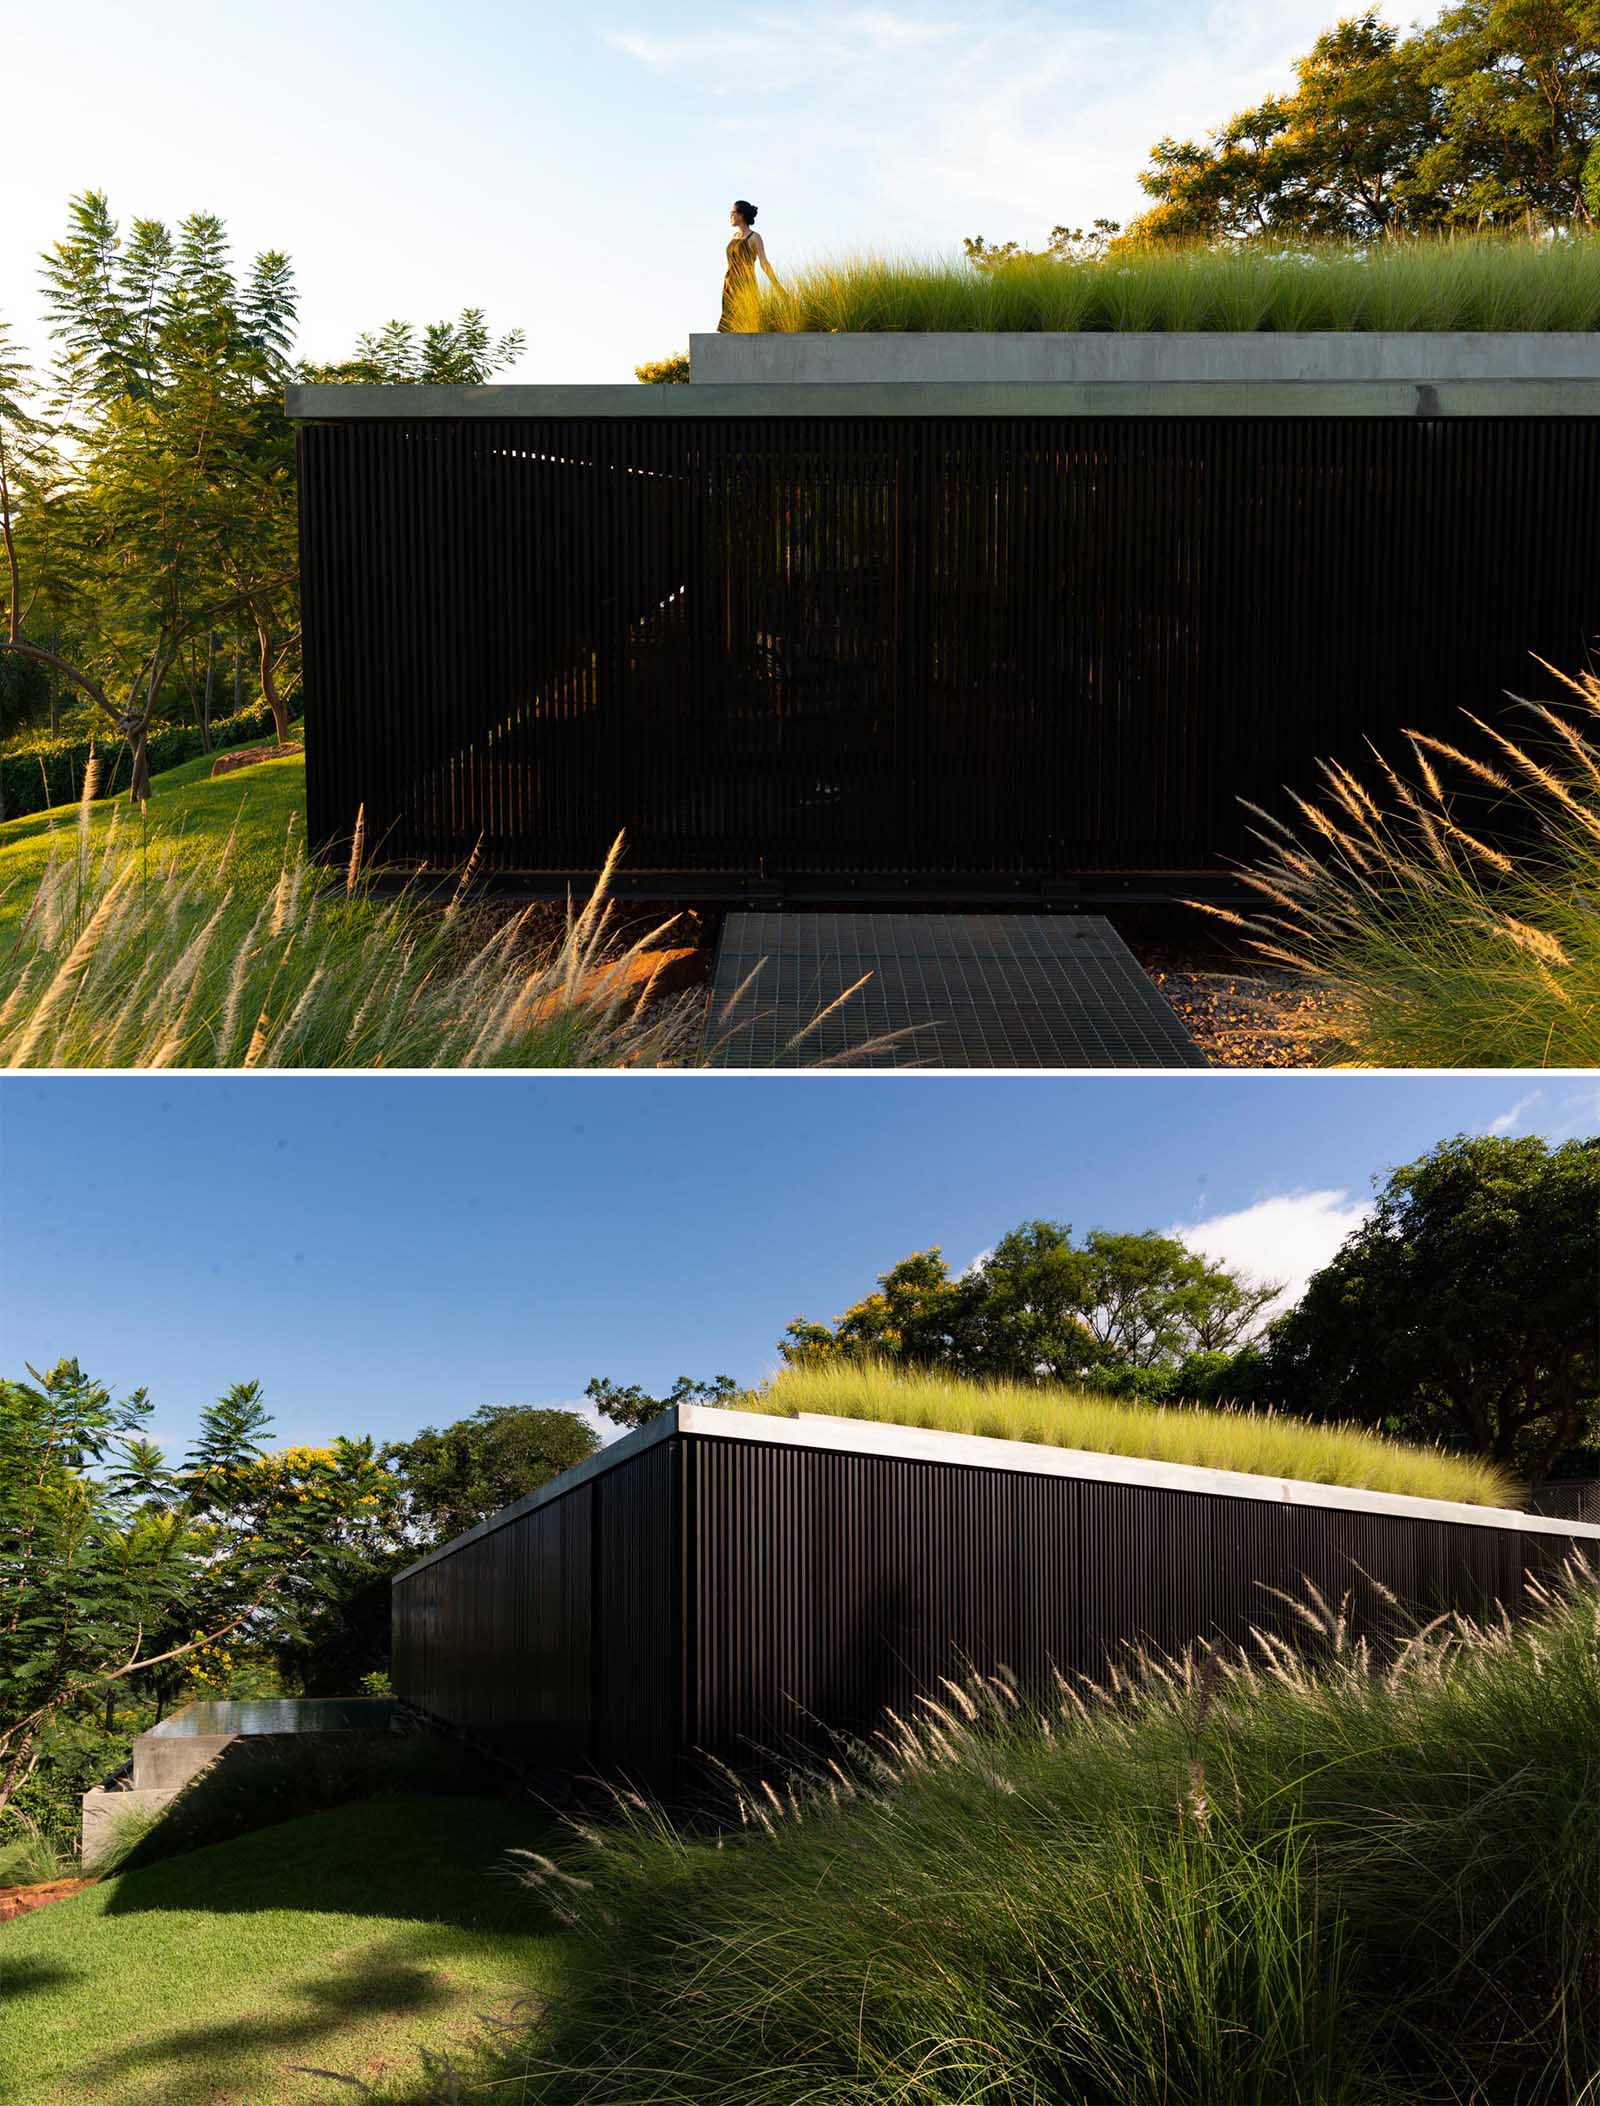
[[730, 1361, 1514, 1507], [735, 233, 1600, 334], [0, 1795, 558, 2106], [0, 755, 705, 1068], [1205, 662, 1600, 1068], [475, 1559, 1600, 2106]]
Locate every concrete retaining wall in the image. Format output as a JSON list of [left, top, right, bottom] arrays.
[[689, 330, 1600, 387]]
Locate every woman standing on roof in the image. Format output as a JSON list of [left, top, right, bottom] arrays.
[[719, 200, 782, 332]]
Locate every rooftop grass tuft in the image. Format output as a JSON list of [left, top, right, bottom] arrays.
[[738, 233, 1600, 335], [733, 1362, 1516, 1508]]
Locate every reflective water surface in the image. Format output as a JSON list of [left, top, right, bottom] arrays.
[[147, 1698, 395, 1737]]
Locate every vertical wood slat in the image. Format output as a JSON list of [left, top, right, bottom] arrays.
[[391, 1429, 1595, 1787], [298, 416, 1600, 889]]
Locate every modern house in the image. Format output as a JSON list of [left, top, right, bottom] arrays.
[[287, 333, 1600, 905], [391, 1405, 1600, 1785]]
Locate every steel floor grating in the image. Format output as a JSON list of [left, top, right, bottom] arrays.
[[704, 912, 1208, 1069]]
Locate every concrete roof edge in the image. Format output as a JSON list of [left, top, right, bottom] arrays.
[[286, 378, 1600, 422], [678, 1404, 1600, 1540]]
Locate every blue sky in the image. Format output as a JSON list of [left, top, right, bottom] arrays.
[[2, 1073, 1593, 1459], [8, 0, 1349, 384]]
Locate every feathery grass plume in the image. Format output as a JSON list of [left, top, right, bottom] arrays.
[[241, 1008, 272, 1068], [444, 835, 482, 921], [0, 810, 879, 1068], [5, 865, 136, 1068], [1438, 820, 1512, 877], [1515, 698, 1600, 789], [1219, 665, 1600, 1066], [344, 804, 365, 896], [1400, 729, 1511, 792], [469, 1557, 1600, 2106]]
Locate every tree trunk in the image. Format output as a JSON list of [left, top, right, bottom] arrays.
[[202, 631, 216, 753], [232, 635, 243, 714], [257, 622, 290, 743], [129, 722, 151, 804]]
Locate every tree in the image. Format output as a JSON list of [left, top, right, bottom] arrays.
[[962, 222, 1122, 267], [0, 195, 301, 793], [384, 1403, 601, 1544], [957, 1224, 1104, 1381], [4, 194, 527, 795], [0, 1362, 322, 1823], [1128, 14, 1439, 243], [1123, 4, 1599, 243], [299, 309, 525, 386], [1266, 1134, 1600, 1476], [0, 315, 66, 808], [780, 1249, 974, 1370], [582, 1376, 737, 1433], [779, 1223, 1277, 1382], [1411, 0, 1600, 226]]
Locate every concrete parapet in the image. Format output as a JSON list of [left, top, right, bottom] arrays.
[[689, 329, 1600, 387]]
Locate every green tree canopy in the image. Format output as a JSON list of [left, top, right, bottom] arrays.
[[780, 1222, 1278, 1383], [1126, 3, 1598, 242], [1266, 1133, 1600, 1476], [0, 1362, 375, 1822], [300, 308, 525, 386], [383, 1403, 601, 1545], [582, 1375, 737, 1433]]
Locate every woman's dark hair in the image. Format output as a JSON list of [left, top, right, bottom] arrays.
[[733, 199, 758, 224]]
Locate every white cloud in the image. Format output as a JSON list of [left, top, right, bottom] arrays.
[[604, 1, 1343, 242], [1172, 1187, 1371, 1326], [1485, 1090, 1543, 1136], [1533, 1086, 1600, 1143]]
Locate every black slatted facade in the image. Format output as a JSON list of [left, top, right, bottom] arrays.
[[391, 1423, 1597, 1783], [300, 415, 1600, 895]]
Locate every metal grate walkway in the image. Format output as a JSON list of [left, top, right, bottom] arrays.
[[705, 912, 1207, 1068]]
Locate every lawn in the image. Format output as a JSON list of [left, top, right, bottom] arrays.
[[0, 747, 709, 1066], [0, 1793, 561, 2106], [0, 746, 308, 940], [737, 1363, 1514, 1506], [740, 232, 1600, 335]]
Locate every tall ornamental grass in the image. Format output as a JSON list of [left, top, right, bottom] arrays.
[[0, 776, 703, 1067], [1204, 663, 1600, 1068], [732, 1363, 1513, 1508], [484, 1561, 1600, 2105], [737, 233, 1600, 336]]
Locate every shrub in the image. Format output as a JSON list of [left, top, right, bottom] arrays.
[[471, 1560, 1600, 2106], [635, 351, 690, 383], [1, 702, 286, 820], [733, 1362, 1513, 1506], [1204, 662, 1600, 1066], [1091, 1346, 1270, 1409]]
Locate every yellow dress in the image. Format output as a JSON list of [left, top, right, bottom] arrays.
[[719, 231, 757, 333]]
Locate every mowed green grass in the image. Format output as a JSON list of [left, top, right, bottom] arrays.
[[0, 746, 308, 938], [0, 1794, 561, 2106], [738, 1363, 1515, 1506]]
